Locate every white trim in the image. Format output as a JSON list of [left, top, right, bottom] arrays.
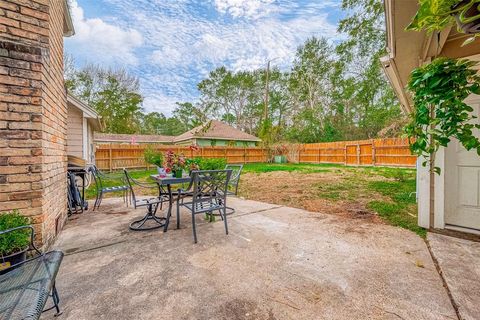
[[82, 118, 88, 160], [417, 157, 431, 228], [63, 0, 75, 37], [445, 225, 480, 235], [67, 95, 98, 119], [434, 147, 445, 229]]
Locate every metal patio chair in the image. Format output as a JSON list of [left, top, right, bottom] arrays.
[[89, 165, 129, 210], [176, 169, 232, 243], [123, 169, 171, 231], [225, 164, 243, 196], [0, 226, 64, 319]]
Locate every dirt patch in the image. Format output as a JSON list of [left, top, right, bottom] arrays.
[[238, 171, 385, 225]]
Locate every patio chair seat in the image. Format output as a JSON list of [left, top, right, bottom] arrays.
[[182, 201, 224, 214], [0, 250, 64, 320], [135, 196, 169, 206], [103, 185, 129, 192]]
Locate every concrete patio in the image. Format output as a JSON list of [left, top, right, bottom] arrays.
[[42, 197, 461, 320]]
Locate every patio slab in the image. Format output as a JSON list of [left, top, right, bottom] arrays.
[[42, 198, 457, 320], [428, 233, 480, 320]]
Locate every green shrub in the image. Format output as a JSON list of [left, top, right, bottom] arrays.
[[196, 158, 227, 170], [144, 147, 164, 167], [0, 211, 30, 256]]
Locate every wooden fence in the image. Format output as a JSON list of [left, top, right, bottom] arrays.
[[95, 144, 268, 171], [297, 137, 416, 167], [94, 137, 416, 171]]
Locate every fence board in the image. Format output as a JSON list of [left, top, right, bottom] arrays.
[[95, 144, 269, 171], [94, 137, 416, 171], [297, 137, 415, 167]]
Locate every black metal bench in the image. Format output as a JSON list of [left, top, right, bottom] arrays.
[[0, 226, 63, 319]]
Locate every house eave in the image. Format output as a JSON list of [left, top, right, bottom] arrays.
[[63, 0, 75, 37]]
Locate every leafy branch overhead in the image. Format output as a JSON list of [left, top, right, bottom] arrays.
[[407, 0, 480, 46], [405, 58, 480, 174]]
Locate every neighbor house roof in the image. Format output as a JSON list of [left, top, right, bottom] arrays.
[[174, 120, 261, 143], [94, 133, 175, 144], [67, 94, 102, 131]]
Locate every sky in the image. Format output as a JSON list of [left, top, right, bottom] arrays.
[[65, 0, 345, 116]]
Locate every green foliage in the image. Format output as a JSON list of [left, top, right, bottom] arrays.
[[140, 112, 187, 136], [66, 64, 144, 134], [65, 0, 403, 141], [405, 58, 480, 174], [144, 147, 164, 167], [0, 211, 31, 256], [406, 0, 480, 45], [406, 0, 460, 32], [367, 201, 426, 237], [195, 157, 227, 170]]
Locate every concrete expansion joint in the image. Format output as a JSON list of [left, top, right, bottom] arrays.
[[424, 238, 461, 320], [231, 206, 284, 218]]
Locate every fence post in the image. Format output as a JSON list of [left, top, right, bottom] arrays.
[[244, 147, 247, 164], [317, 147, 321, 164], [108, 143, 113, 172], [372, 140, 376, 166], [344, 146, 347, 165], [356, 144, 360, 166]]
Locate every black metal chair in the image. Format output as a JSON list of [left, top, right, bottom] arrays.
[[0, 226, 63, 319], [176, 169, 232, 243], [89, 165, 129, 211], [123, 169, 171, 231], [225, 164, 243, 196]]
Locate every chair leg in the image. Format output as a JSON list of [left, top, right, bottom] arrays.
[[176, 196, 181, 229], [97, 191, 104, 209], [93, 192, 99, 211], [222, 206, 228, 235], [191, 212, 198, 243], [52, 282, 62, 316]]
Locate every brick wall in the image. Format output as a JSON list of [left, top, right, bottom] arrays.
[[0, 0, 69, 247]]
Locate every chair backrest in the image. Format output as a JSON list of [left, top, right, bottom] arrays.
[[88, 165, 103, 190], [123, 169, 138, 207], [225, 164, 243, 194], [0, 226, 42, 271], [191, 169, 232, 204]]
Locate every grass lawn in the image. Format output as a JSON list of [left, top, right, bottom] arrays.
[[87, 163, 424, 237]]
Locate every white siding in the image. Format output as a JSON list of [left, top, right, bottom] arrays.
[[67, 105, 83, 158]]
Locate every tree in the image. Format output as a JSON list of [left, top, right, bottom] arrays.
[[336, 0, 403, 139], [173, 102, 205, 129], [65, 63, 144, 134]]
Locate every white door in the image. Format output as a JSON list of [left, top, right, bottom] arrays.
[[445, 98, 480, 232]]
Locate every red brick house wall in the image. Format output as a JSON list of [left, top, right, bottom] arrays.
[[0, 0, 71, 247]]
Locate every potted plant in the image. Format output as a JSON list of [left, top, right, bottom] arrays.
[[0, 211, 30, 274], [273, 144, 288, 163], [165, 150, 186, 178], [405, 57, 480, 174], [407, 0, 480, 45], [144, 147, 164, 175]]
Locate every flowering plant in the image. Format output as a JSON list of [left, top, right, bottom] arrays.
[[164, 150, 186, 172]]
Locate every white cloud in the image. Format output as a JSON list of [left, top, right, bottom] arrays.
[[67, 0, 143, 65], [69, 0, 343, 115], [214, 0, 277, 19]]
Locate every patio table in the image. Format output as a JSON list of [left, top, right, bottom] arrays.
[[150, 175, 191, 232]]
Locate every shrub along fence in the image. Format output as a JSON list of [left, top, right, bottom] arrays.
[[94, 137, 416, 171], [95, 144, 268, 171]]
